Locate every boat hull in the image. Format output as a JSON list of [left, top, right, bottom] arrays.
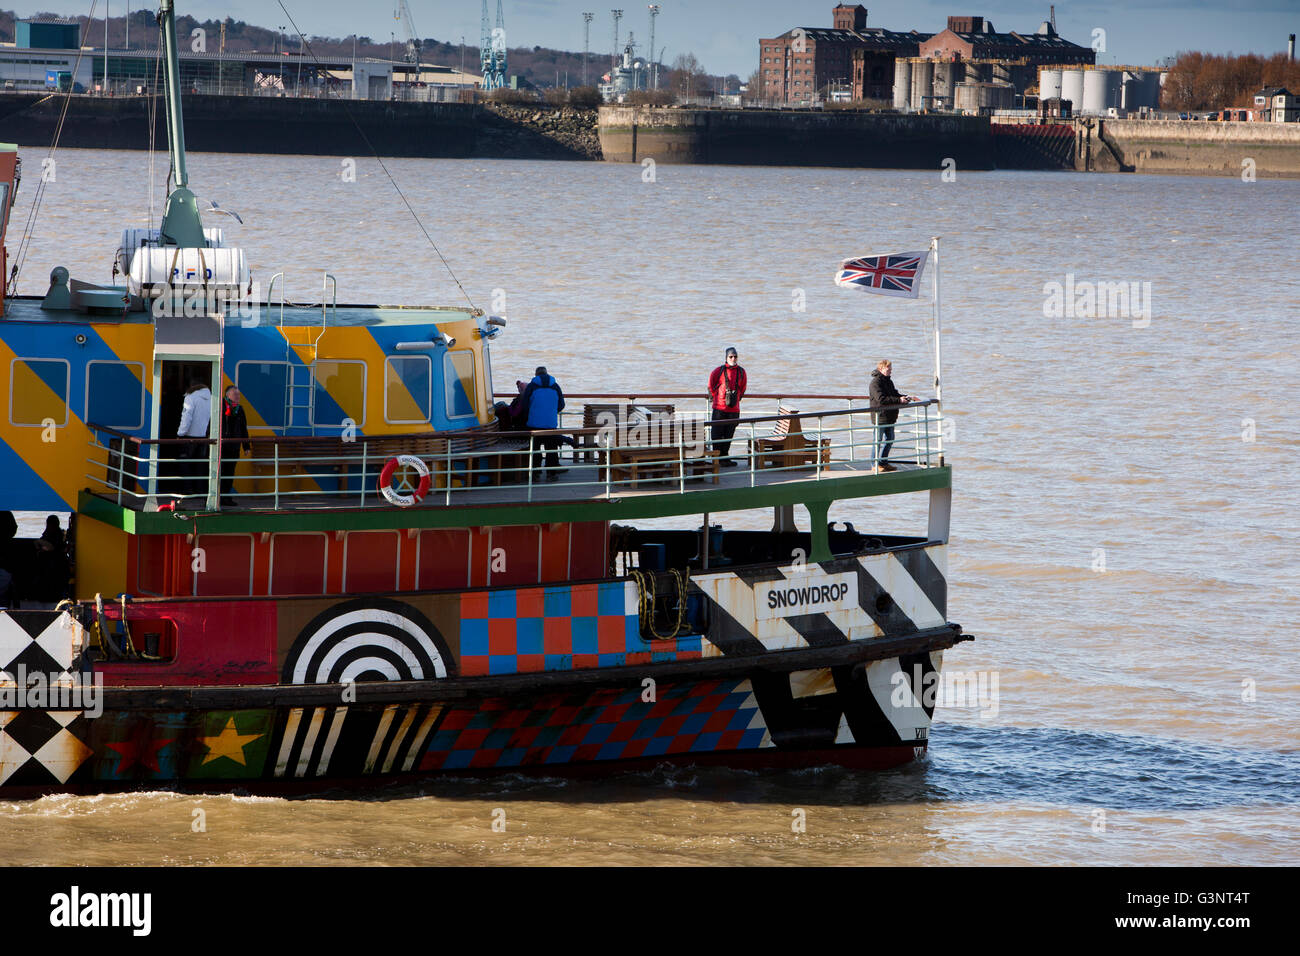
[[0, 597, 957, 794]]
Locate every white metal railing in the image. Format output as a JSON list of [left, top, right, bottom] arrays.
[[84, 397, 943, 512]]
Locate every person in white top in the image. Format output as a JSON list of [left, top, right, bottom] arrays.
[[177, 380, 212, 497]]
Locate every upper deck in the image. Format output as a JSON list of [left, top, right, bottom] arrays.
[[81, 393, 950, 536]]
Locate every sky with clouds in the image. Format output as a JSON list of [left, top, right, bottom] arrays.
[[7, 1, 1296, 77]]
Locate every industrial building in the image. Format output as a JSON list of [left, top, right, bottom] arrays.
[[0, 17, 478, 101], [759, 5, 928, 104], [1038, 66, 1166, 116], [759, 6, 1095, 109]]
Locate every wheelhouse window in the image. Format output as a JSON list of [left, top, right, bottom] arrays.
[[312, 360, 366, 429], [85, 360, 146, 430], [384, 355, 432, 425], [443, 350, 477, 420], [9, 358, 69, 427], [236, 360, 288, 431]]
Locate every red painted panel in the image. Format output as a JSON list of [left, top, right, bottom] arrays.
[[269, 533, 328, 595], [97, 599, 279, 686], [194, 534, 254, 597], [417, 529, 470, 591], [137, 535, 167, 595], [539, 523, 570, 583], [490, 526, 539, 586], [344, 530, 400, 593], [569, 522, 609, 579]]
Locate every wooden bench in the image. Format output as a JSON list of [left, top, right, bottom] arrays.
[[578, 403, 675, 463], [608, 425, 720, 489], [750, 406, 832, 471]]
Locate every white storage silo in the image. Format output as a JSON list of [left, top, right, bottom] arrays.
[[894, 58, 912, 110], [1039, 68, 1062, 101], [910, 59, 933, 110], [1082, 69, 1109, 113], [1060, 68, 1085, 110], [933, 60, 958, 108]]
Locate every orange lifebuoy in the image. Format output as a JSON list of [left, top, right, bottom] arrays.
[[378, 455, 431, 507]]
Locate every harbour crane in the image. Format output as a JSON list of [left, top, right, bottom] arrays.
[[394, 0, 421, 64], [481, 0, 508, 90]]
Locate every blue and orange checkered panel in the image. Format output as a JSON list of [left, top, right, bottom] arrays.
[[420, 679, 768, 770], [459, 582, 702, 676]]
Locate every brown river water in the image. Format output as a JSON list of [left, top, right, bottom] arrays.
[[2, 149, 1297, 865]]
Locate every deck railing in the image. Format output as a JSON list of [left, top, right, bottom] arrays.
[[84, 395, 943, 512]]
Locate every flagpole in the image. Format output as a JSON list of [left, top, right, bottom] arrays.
[[931, 235, 943, 465]]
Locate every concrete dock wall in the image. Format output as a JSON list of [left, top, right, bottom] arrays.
[[0, 94, 602, 160], [0, 93, 481, 158], [598, 106, 996, 170], [1098, 119, 1300, 178]]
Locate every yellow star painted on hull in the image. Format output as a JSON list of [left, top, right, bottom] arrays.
[[199, 717, 263, 766]]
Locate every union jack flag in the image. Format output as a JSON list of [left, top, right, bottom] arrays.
[[835, 251, 930, 299]]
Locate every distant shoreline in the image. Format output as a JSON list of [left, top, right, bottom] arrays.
[[4, 93, 1298, 177]]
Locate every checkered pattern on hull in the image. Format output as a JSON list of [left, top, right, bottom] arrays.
[[0, 611, 92, 786], [459, 581, 701, 677], [420, 679, 772, 771]]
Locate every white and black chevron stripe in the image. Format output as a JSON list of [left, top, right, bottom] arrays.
[[273, 703, 444, 778], [361, 703, 444, 775], [274, 706, 349, 778], [686, 546, 949, 750], [690, 545, 948, 657]]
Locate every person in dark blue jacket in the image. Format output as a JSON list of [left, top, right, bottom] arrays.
[[523, 367, 566, 479]]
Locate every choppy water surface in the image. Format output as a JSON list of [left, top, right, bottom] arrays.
[[4, 151, 1297, 865]]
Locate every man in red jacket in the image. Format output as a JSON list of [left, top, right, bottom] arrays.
[[708, 347, 747, 467]]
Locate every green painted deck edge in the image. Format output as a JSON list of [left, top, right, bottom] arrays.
[[78, 466, 951, 535]]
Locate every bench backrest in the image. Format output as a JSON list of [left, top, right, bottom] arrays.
[[770, 405, 802, 440], [582, 403, 676, 429]]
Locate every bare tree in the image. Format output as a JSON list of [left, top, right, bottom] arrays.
[[667, 52, 707, 99]]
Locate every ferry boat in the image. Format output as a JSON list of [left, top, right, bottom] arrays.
[[0, 1, 967, 794]]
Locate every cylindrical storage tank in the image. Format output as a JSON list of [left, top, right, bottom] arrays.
[[995, 61, 1015, 86], [910, 59, 933, 110], [894, 57, 912, 110], [954, 82, 1015, 113], [1039, 68, 1062, 101], [1121, 72, 1139, 111], [1060, 68, 1085, 111], [1081, 69, 1109, 113], [965, 61, 990, 84], [933, 60, 957, 108]]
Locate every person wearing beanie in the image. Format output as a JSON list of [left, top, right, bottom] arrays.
[[707, 347, 747, 466]]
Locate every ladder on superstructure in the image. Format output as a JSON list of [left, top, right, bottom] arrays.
[[268, 273, 337, 435]]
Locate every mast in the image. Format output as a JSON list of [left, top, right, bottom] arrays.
[[158, 0, 206, 247]]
